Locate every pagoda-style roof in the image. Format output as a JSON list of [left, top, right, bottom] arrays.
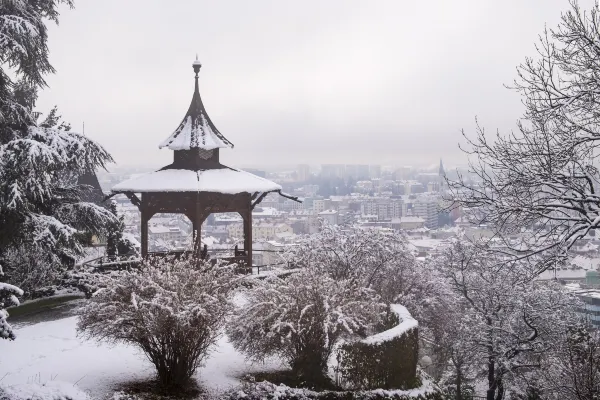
[[159, 60, 233, 151], [112, 167, 281, 194], [78, 168, 105, 204]]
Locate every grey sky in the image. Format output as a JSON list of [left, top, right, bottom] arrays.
[[36, 0, 581, 169]]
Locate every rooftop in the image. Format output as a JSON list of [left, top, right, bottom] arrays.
[[112, 168, 282, 194], [159, 61, 233, 151]]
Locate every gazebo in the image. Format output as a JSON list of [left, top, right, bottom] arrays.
[[111, 60, 298, 267]]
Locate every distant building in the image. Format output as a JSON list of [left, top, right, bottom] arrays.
[[392, 216, 425, 230], [313, 199, 326, 214], [321, 164, 345, 179], [148, 224, 186, 243], [412, 197, 440, 229], [566, 286, 600, 328], [370, 165, 382, 179], [227, 222, 293, 240], [318, 209, 339, 226], [297, 164, 310, 182]]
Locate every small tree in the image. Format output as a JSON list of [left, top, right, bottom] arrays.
[[77, 256, 236, 389], [227, 268, 385, 383]]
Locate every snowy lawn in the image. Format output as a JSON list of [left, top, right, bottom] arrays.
[[0, 313, 284, 398]]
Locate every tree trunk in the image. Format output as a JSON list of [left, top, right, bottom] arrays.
[[456, 366, 463, 400], [495, 378, 504, 400], [487, 356, 495, 400]]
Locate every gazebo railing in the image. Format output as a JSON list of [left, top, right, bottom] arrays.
[[81, 247, 287, 275]]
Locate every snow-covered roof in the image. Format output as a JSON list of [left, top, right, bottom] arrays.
[[398, 217, 425, 223], [318, 209, 338, 215], [111, 168, 282, 194], [159, 62, 233, 151]]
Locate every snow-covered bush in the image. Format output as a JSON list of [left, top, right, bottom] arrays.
[[77, 256, 237, 389], [335, 305, 419, 390], [0, 381, 90, 400], [227, 268, 386, 382], [286, 225, 418, 305], [0, 265, 23, 340]]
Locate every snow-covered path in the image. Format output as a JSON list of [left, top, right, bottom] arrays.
[[0, 315, 283, 397]]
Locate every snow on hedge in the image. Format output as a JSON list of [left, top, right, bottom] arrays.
[[0, 381, 91, 400], [225, 370, 441, 399], [361, 304, 418, 345]]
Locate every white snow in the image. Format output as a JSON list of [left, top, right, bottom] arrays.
[[111, 168, 282, 194], [0, 381, 91, 400], [361, 304, 418, 345], [0, 316, 284, 397], [159, 115, 232, 151]]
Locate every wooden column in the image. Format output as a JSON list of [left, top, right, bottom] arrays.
[[242, 207, 253, 270], [194, 194, 204, 257], [141, 209, 149, 258]]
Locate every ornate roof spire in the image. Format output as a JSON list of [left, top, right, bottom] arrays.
[[159, 60, 234, 151]]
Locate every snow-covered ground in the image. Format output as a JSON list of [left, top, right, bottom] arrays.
[[0, 313, 284, 398]]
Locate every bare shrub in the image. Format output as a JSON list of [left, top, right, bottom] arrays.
[[227, 268, 385, 383], [77, 256, 236, 390]]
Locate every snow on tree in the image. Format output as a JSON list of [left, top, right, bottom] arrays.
[[105, 200, 124, 260], [449, 1, 600, 271], [286, 225, 419, 305], [437, 240, 581, 400], [77, 256, 237, 389], [0, 0, 117, 298], [0, 264, 23, 340], [227, 268, 386, 383], [534, 323, 600, 400]]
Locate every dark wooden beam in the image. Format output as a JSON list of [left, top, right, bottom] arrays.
[[251, 192, 269, 210], [124, 192, 142, 209], [277, 190, 302, 203]]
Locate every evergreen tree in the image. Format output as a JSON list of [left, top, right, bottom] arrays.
[[0, 0, 117, 338], [105, 200, 124, 260]]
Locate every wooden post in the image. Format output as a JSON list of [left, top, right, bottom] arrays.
[[194, 194, 203, 257], [141, 208, 149, 258], [243, 207, 253, 272]]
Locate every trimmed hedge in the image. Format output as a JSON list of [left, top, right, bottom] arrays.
[[221, 374, 443, 400], [334, 306, 419, 390]]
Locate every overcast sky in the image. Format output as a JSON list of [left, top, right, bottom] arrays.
[[36, 0, 586, 169]]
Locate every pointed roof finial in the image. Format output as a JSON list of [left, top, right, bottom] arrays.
[[192, 55, 202, 77], [158, 61, 234, 151]]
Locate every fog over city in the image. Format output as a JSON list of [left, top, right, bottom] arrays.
[[35, 0, 582, 169]]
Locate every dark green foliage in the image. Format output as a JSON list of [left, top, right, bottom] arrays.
[[0, 0, 116, 280], [106, 200, 124, 259], [336, 328, 419, 390]]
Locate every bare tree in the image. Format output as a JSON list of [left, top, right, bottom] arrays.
[[537, 323, 600, 400], [438, 241, 580, 400], [450, 1, 600, 271]]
